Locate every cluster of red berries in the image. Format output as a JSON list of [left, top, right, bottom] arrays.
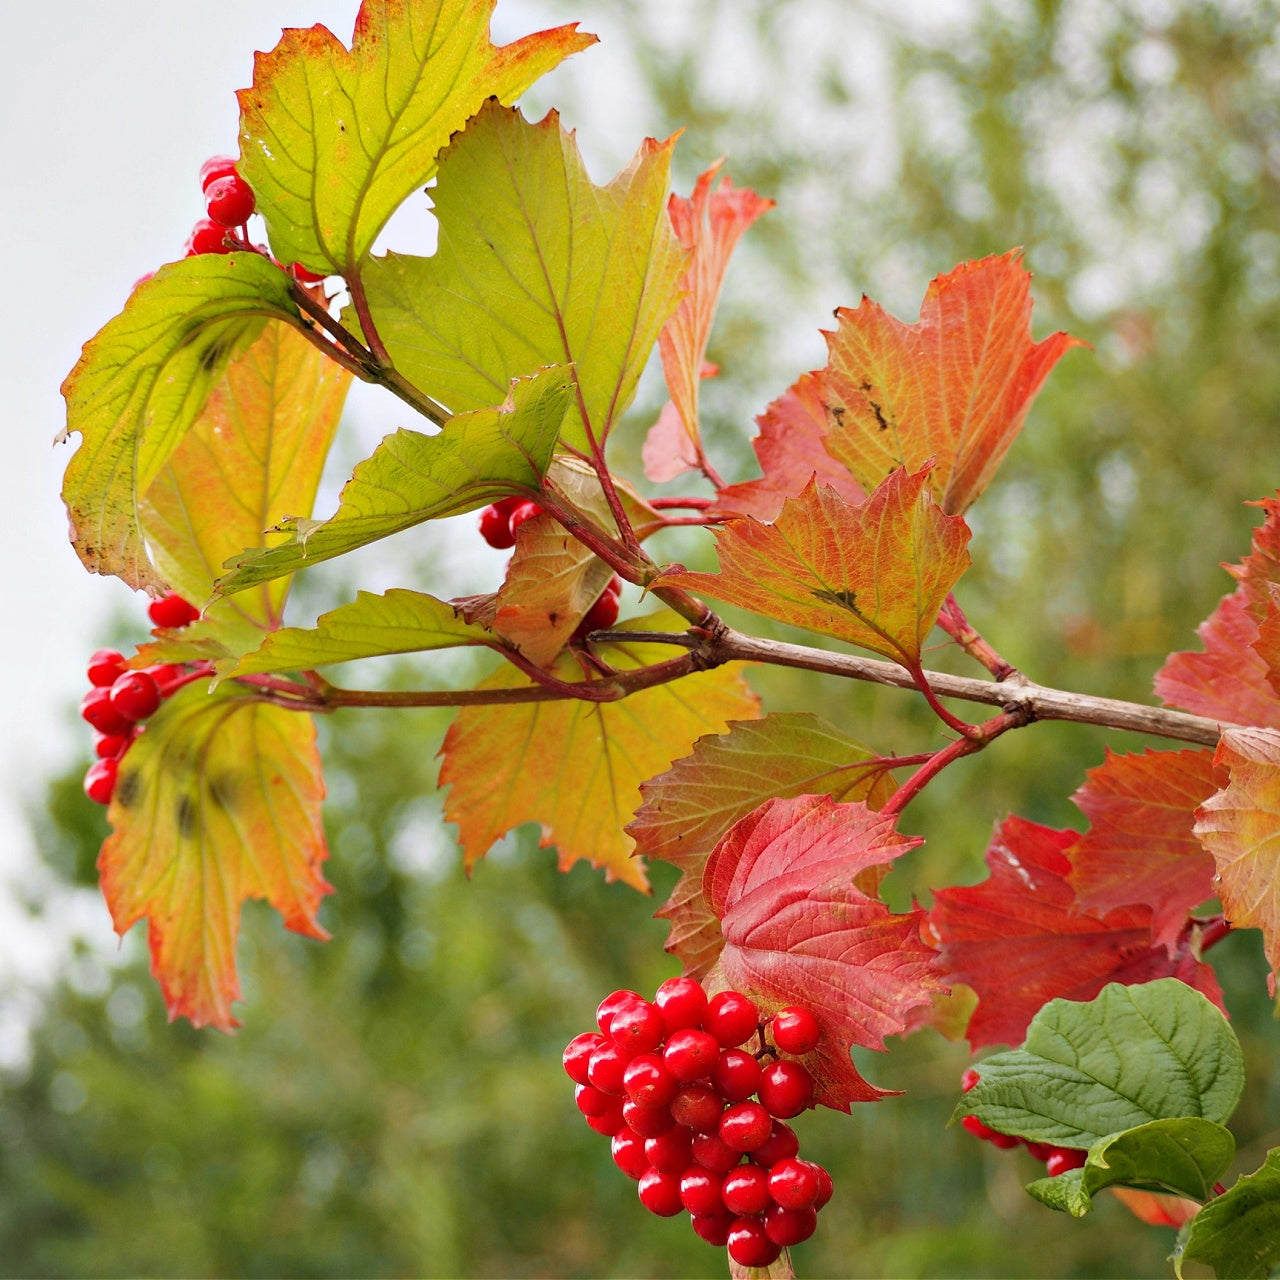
[[959, 1068, 1087, 1177], [81, 593, 207, 806], [565, 979, 831, 1268]]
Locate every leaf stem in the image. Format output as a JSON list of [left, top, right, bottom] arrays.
[[937, 593, 1018, 680]]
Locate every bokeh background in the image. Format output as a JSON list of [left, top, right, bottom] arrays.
[[5, 0, 1280, 1275]]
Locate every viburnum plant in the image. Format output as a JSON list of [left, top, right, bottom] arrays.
[[54, 2, 1280, 1276]]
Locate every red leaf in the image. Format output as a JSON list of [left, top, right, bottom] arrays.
[[928, 816, 1224, 1051], [820, 251, 1083, 514], [702, 795, 944, 1110], [1257, 583, 1280, 700], [1066, 748, 1221, 949], [714, 372, 865, 522]]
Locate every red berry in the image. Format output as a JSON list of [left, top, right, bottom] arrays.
[[961, 1114, 1020, 1149], [595, 989, 644, 1037], [1045, 1147, 1088, 1177], [146, 663, 187, 696], [961, 1067, 981, 1092], [758, 1059, 815, 1118], [621, 1098, 676, 1138], [623, 1053, 678, 1109], [768, 1157, 822, 1210], [644, 1127, 693, 1175], [654, 976, 708, 1034], [507, 500, 542, 536], [478, 503, 518, 549], [679, 1166, 726, 1216], [663, 1028, 720, 1082], [205, 172, 255, 227], [188, 218, 233, 256], [149, 592, 200, 629], [670, 1083, 724, 1134], [610, 1000, 665, 1054], [290, 261, 329, 285], [199, 155, 239, 192], [109, 671, 161, 722], [722, 1164, 772, 1215], [727, 1217, 782, 1268], [574, 587, 620, 639], [691, 1131, 743, 1175], [1025, 1141, 1055, 1161], [573, 1083, 612, 1118], [584, 1096, 625, 1136], [93, 731, 133, 760], [764, 1202, 819, 1247], [711, 1049, 763, 1102], [705, 990, 759, 1046], [87, 649, 126, 688], [690, 1212, 734, 1247], [751, 1120, 800, 1168], [562, 1031, 606, 1084], [80, 687, 133, 736], [84, 758, 118, 805], [586, 1041, 632, 1095], [719, 1101, 773, 1153], [637, 1168, 684, 1217], [610, 1128, 649, 1180], [770, 1005, 821, 1055], [812, 1162, 834, 1210]]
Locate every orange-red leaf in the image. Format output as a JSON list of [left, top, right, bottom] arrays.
[[1196, 726, 1280, 993], [928, 816, 1224, 1051], [820, 251, 1082, 514], [98, 682, 328, 1031], [703, 795, 944, 1110], [657, 467, 970, 666], [1066, 748, 1221, 950]]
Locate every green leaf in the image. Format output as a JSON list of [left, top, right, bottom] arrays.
[[1027, 1119, 1234, 1217], [215, 364, 574, 596], [59, 254, 299, 589], [237, 2, 595, 274], [954, 979, 1244, 1146], [227, 589, 498, 677], [1178, 1150, 1280, 1279], [358, 101, 687, 451]]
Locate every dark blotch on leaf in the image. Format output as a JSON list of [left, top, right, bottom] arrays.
[[115, 770, 141, 810], [207, 772, 238, 812], [175, 794, 198, 837], [812, 587, 860, 613]]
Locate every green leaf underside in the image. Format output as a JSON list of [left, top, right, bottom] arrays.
[[358, 100, 687, 450], [59, 254, 299, 590], [214, 364, 573, 596], [228, 589, 497, 677], [1027, 1119, 1234, 1217], [954, 980, 1244, 1147], [1178, 1150, 1280, 1279], [237, 2, 595, 274]]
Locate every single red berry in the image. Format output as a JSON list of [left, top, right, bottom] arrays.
[[637, 1168, 684, 1218], [146, 663, 187, 697], [644, 1127, 693, 1175], [573, 1083, 612, 1118], [961, 1067, 981, 1092], [621, 1098, 676, 1138], [478, 503, 517, 549], [507, 500, 542, 536], [586, 1041, 633, 1095], [764, 1202, 819, 1247], [610, 1000, 665, 1055], [574, 587, 620, 639], [751, 1120, 800, 1168], [692, 1131, 743, 1175], [768, 1157, 823, 1210], [1045, 1147, 1088, 1177], [719, 1101, 773, 1153], [758, 1059, 815, 1118], [80, 688, 133, 737], [654, 976, 708, 1034], [711, 1049, 763, 1102], [84, 758, 118, 805], [87, 649, 126, 688], [562, 1031, 606, 1084], [1025, 1141, 1055, 1161], [188, 218, 234, 256], [149, 592, 200, 629], [584, 1096, 625, 1136], [670, 1083, 724, 1134], [679, 1166, 726, 1216], [610, 1128, 649, 1180], [690, 1211, 734, 1247], [812, 1162, 834, 1210], [199, 155, 239, 192], [205, 173, 256, 227], [705, 990, 759, 1046], [93, 731, 133, 760], [727, 1216, 782, 1268], [663, 1028, 720, 1082], [770, 1005, 821, 1055], [960, 1114, 1020, 1149], [109, 671, 161, 723], [595, 989, 644, 1037], [290, 261, 329, 285], [623, 1053, 679, 1109], [721, 1164, 772, 1215]]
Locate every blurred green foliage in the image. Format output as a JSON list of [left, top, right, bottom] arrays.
[[8, 0, 1280, 1275]]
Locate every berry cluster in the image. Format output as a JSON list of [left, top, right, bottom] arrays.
[[81, 593, 208, 806], [565, 979, 830, 1268], [959, 1069, 1087, 1177]]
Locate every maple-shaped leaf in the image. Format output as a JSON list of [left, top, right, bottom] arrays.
[[1066, 748, 1220, 950], [59, 254, 299, 590], [641, 163, 773, 482], [214, 365, 573, 597], [629, 713, 896, 977], [820, 250, 1082, 514], [356, 101, 686, 452], [140, 317, 352, 653], [701, 795, 944, 1110], [99, 681, 328, 1031], [437, 611, 759, 889], [1196, 726, 1280, 993], [714, 372, 865, 522], [928, 816, 1224, 1051], [657, 467, 970, 667], [237, 2, 594, 275]]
